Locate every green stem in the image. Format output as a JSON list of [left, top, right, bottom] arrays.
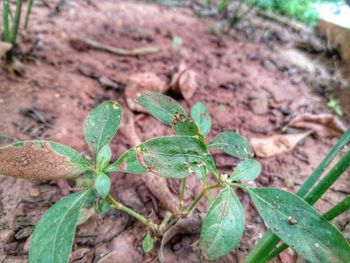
[[106, 195, 158, 232], [246, 129, 350, 262], [264, 195, 350, 261], [159, 211, 172, 235], [185, 183, 220, 215], [11, 0, 23, 45], [179, 177, 187, 209], [298, 128, 350, 198], [304, 151, 350, 205], [244, 230, 279, 263], [3, 0, 11, 42], [24, 0, 34, 29]]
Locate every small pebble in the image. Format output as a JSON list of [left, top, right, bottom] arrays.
[[0, 229, 15, 244], [30, 187, 41, 197]]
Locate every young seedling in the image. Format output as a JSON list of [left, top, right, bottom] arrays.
[[1, 0, 34, 67], [0, 94, 349, 263]]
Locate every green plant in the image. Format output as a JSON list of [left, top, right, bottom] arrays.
[[0, 93, 350, 262], [1, 0, 34, 66]]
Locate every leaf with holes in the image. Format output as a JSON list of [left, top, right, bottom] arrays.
[[84, 101, 122, 154], [109, 135, 217, 178], [29, 190, 93, 263], [172, 113, 201, 137], [136, 93, 187, 126], [230, 159, 261, 181], [208, 131, 253, 159], [200, 187, 245, 260], [248, 187, 350, 263], [191, 101, 212, 136], [0, 140, 90, 180]]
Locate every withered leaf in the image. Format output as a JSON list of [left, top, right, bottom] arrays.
[[0, 141, 90, 180], [250, 132, 311, 158]]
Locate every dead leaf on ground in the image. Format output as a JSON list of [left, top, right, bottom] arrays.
[[125, 72, 167, 112], [288, 113, 348, 138], [250, 132, 311, 158], [170, 62, 198, 100], [0, 41, 12, 58]]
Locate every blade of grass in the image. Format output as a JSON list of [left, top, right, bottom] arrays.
[[264, 195, 350, 261], [25, 0, 34, 29], [11, 0, 23, 45], [3, 0, 11, 42]]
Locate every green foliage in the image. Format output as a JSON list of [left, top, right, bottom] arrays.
[[245, 0, 323, 25], [110, 135, 217, 178], [1, 93, 349, 263], [95, 173, 111, 198], [248, 187, 350, 263], [142, 230, 154, 253], [96, 144, 112, 172], [328, 98, 343, 116], [191, 101, 212, 136], [29, 190, 93, 263], [200, 187, 244, 260], [208, 131, 254, 159], [230, 159, 261, 181], [84, 101, 122, 155], [136, 92, 187, 126]]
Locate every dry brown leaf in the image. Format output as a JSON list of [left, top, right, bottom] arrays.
[[170, 62, 198, 100], [0, 41, 12, 58], [125, 72, 167, 112], [288, 113, 348, 138], [250, 132, 311, 158]]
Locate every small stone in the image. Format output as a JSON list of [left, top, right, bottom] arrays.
[[283, 178, 294, 188], [30, 187, 41, 197], [0, 229, 15, 244], [288, 216, 298, 225]]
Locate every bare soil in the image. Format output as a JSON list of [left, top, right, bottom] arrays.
[[0, 1, 349, 262]]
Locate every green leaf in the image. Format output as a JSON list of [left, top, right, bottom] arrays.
[[109, 135, 217, 178], [248, 187, 350, 263], [136, 93, 187, 126], [142, 230, 154, 253], [29, 190, 93, 263], [96, 144, 112, 172], [172, 113, 201, 137], [191, 101, 212, 136], [84, 101, 122, 154], [0, 140, 90, 180], [230, 159, 261, 181], [208, 131, 253, 159], [95, 173, 111, 199], [200, 187, 244, 260]]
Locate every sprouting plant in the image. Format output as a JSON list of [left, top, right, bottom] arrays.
[[0, 93, 350, 263], [2, 0, 34, 67]]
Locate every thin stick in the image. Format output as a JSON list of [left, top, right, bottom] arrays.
[[179, 177, 187, 209], [83, 38, 160, 57]]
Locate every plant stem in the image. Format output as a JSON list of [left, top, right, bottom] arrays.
[[246, 129, 350, 262], [3, 0, 11, 42], [106, 194, 158, 232], [159, 211, 172, 235], [25, 0, 34, 29], [11, 0, 23, 45], [298, 128, 350, 198], [244, 230, 279, 263], [264, 195, 350, 261], [179, 177, 187, 209], [185, 183, 219, 215], [304, 151, 350, 205]]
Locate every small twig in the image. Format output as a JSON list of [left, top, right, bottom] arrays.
[[83, 38, 160, 57]]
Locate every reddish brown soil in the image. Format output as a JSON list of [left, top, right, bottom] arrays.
[[0, 1, 349, 263]]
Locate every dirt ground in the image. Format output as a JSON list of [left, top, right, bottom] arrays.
[[0, 1, 350, 262]]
